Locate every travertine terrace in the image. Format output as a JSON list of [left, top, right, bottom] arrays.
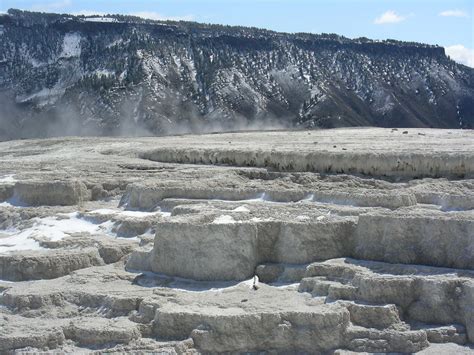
[[0, 128, 473, 353]]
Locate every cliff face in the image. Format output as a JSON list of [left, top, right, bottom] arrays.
[[0, 9, 473, 139]]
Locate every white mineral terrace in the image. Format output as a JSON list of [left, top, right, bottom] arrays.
[[0, 129, 473, 353]]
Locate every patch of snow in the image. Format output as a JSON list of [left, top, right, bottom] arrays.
[[316, 215, 326, 221], [60, 32, 81, 58], [89, 208, 168, 218], [0, 174, 16, 184], [273, 283, 300, 289], [29, 57, 47, 68], [295, 215, 310, 221], [0, 212, 117, 253], [212, 215, 236, 224], [88, 208, 117, 215], [0, 230, 43, 253], [181, 56, 198, 82], [106, 38, 124, 48], [84, 17, 119, 23], [119, 70, 128, 81], [151, 275, 258, 293], [186, 277, 256, 293], [207, 192, 268, 204], [233, 206, 250, 212], [145, 56, 167, 79], [37, 213, 106, 240], [95, 69, 114, 77], [98, 219, 116, 236], [121, 210, 161, 218]]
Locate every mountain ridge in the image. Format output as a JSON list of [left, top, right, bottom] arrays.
[[0, 8, 473, 139]]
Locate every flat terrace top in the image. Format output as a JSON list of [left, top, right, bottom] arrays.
[[0, 128, 473, 179], [142, 128, 474, 154], [0, 128, 473, 155]]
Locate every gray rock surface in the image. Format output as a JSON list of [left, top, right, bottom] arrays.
[[0, 248, 104, 281], [12, 180, 91, 206], [151, 220, 259, 281], [304, 258, 474, 342], [354, 210, 474, 269], [0, 129, 473, 353]]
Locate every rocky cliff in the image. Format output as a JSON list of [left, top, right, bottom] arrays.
[[0, 9, 473, 139]]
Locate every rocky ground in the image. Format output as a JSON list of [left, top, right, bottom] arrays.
[[0, 128, 473, 354]]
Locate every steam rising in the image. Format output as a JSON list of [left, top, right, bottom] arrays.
[[0, 92, 290, 142]]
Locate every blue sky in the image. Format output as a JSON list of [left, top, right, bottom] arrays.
[[1, 0, 473, 66]]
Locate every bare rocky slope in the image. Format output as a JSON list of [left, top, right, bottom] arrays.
[[0, 9, 473, 140], [0, 128, 473, 353]]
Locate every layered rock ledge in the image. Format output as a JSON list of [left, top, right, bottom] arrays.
[[0, 129, 473, 353]]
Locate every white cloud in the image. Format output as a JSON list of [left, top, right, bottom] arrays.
[[31, 0, 72, 12], [131, 11, 195, 22], [374, 10, 408, 25], [439, 9, 469, 18], [445, 45, 474, 68]]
